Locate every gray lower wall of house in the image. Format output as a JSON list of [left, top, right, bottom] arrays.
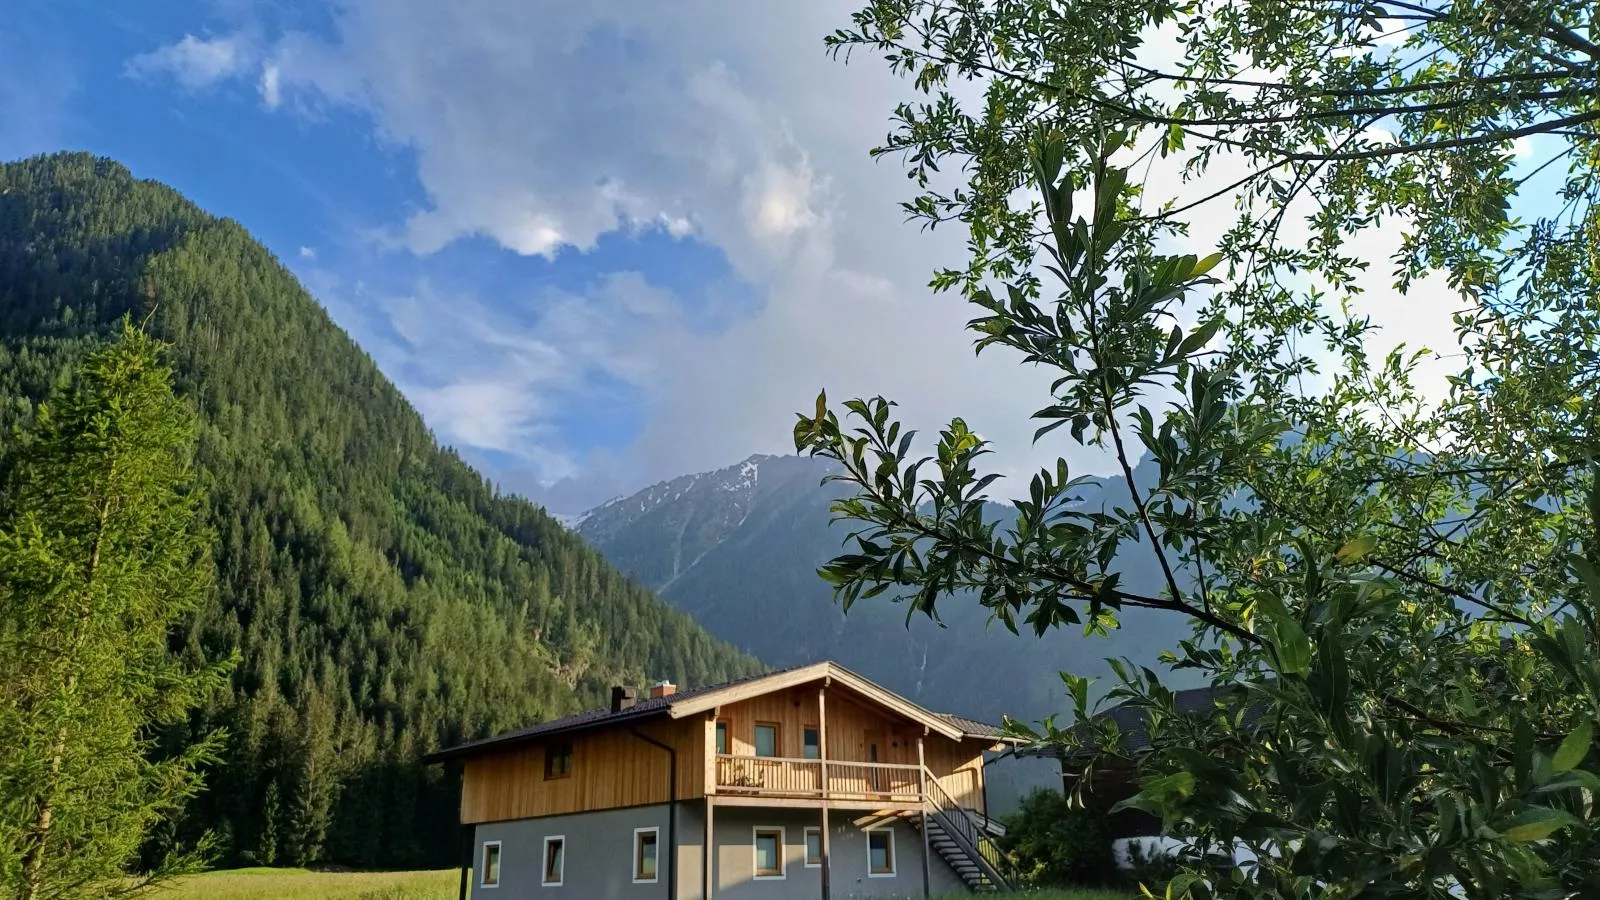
[[469, 803, 968, 900], [472, 803, 699, 900], [704, 806, 967, 900]]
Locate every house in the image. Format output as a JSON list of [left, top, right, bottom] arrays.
[[424, 661, 1019, 899], [1018, 683, 1265, 868]]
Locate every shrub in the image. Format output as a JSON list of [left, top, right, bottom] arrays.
[[1000, 788, 1117, 887]]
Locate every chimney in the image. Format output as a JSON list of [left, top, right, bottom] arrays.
[[611, 685, 638, 713], [649, 680, 677, 699]]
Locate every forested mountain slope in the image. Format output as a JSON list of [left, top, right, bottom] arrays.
[[0, 153, 760, 869], [577, 454, 1198, 804]]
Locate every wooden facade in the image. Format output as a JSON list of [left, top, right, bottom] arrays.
[[460, 717, 705, 824], [458, 679, 996, 825]]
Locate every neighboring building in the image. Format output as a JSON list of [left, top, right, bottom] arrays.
[[425, 661, 1018, 899], [1020, 683, 1265, 868]]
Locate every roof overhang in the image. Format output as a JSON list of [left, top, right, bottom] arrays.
[[421, 706, 672, 765], [666, 661, 970, 741], [423, 660, 1003, 765]]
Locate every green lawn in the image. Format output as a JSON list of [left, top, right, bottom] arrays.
[[155, 868, 1135, 900], [155, 868, 459, 899], [934, 883, 1139, 890]]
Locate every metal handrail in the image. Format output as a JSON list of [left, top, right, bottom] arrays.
[[922, 769, 1019, 890]]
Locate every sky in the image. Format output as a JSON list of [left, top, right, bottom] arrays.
[[0, 0, 1547, 513]]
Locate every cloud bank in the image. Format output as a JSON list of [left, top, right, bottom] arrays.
[[131, 2, 1468, 511]]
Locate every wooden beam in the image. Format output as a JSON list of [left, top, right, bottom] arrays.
[[917, 736, 931, 900], [704, 797, 714, 900], [704, 714, 718, 801], [710, 796, 922, 812], [819, 685, 831, 900]]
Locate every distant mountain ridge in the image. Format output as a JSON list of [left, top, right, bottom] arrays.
[[576, 452, 1197, 802]]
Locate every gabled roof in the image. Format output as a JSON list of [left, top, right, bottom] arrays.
[[424, 661, 1003, 764]]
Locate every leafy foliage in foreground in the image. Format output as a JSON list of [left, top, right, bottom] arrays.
[[0, 153, 759, 872], [800, 0, 1600, 896]]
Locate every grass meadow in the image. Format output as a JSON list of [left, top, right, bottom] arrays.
[[156, 867, 1138, 899]]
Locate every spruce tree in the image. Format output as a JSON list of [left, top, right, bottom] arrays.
[[0, 321, 229, 900]]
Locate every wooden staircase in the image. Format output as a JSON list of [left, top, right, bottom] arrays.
[[914, 814, 1000, 892], [915, 770, 1019, 893]]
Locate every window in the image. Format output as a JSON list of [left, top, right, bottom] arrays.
[[480, 841, 502, 889], [754, 722, 779, 758], [803, 827, 822, 867], [633, 827, 659, 883], [544, 743, 572, 780], [802, 726, 820, 760], [753, 826, 785, 879], [715, 720, 728, 755], [543, 835, 565, 887], [867, 828, 895, 877]]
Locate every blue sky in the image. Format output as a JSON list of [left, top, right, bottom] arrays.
[[1, 0, 1562, 513], [5, 0, 1066, 514]]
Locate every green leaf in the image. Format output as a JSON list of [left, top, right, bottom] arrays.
[[1501, 807, 1576, 842], [1257, 594, 1312, 675], [1138, 770, 1197, 801], [1335, 535, 1377, 564], [1553, 720, 1594, 773], [1191, 251, 1224, 278]]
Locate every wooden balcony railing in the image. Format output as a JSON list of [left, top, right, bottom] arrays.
[[714, 754, 924, 802]]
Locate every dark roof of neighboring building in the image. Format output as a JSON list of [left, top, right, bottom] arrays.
[[423, 661, 1007, 764], [1017, 682, 1267, 760]]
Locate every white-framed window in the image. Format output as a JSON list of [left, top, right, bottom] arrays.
[[867, 827, 896, 878], [633, 826, 660, 883], [480, 840, 503, 889], [803, 827, 822, 867], [543, 835, 565, 887], [753, 826, 786, 880]]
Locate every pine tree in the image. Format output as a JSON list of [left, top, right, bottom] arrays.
[[0, 321, 230, 899]]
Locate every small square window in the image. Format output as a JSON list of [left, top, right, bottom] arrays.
[[868, 828, 895, 877], [545, 743, 572, 780], [802, 726, 820, 760], [804, 827, 822, 867], [754, 723, 779, 758], [543, 835, 565, 886], [634, 827, 659, 883], [481, 841, 502, 888], [754, 827, 785, 879], [715, 720, 728, 755]]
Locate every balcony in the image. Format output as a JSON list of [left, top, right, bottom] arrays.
[[713, 754, 924, 806]]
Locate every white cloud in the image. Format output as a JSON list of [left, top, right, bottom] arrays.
[[298, 245, 316, 260], [259, 61, 281, 108], [126, 34, 253, 89], [140, 2, 1468, 509], [659, 214, 694, 238]]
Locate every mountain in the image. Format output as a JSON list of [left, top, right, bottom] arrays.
[[0, 153, 760, 869], [576, 453, 1198, 805]]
